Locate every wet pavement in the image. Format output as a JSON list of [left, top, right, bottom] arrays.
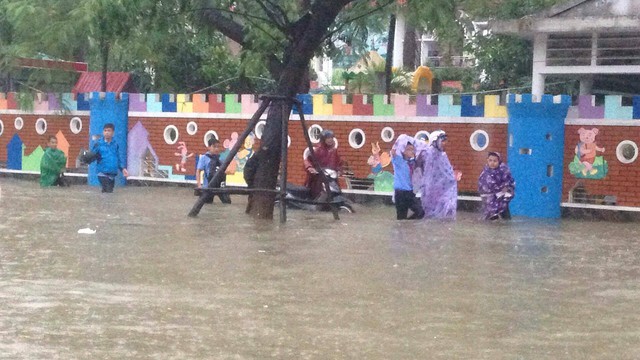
[[0, 178, 639, 359]]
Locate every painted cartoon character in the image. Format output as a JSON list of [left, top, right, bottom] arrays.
[[174, 141, 194, 172], [236, 133, 255, 172], [367, 142, 391, 175], [366, 142, 394, 191], [575, 127, 605, 176], [221, 132, 239, 174]]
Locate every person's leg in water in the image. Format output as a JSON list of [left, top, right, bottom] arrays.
[[217, 175, 231, 204], [53, 174, 68, 187], [407, 195, 424, 220], [98, 174, 115, 193], [395, 190, 411, 220], [500, 206, 511, 220]]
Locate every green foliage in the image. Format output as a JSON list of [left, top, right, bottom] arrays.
[[463, 0, 566, 91]]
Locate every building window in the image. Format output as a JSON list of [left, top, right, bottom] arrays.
[[616, 140, 638, 164], [186, 121, 198, 135], [35, 118, 47, 135], [0, 120, 4, 136], [414, 130, 430, 144], [14, 117, 23, 130], [381, 127, 395, 143], [309, 124, 323, 144], [254, 120, 266, 139], [348, 129, 366, 149], [470, 130, 489, 151], [203, 130, 219, 147], [70, 117, 82, 134], [163, 125, 179, 145]]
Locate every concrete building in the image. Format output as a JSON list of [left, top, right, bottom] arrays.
[[492, 0, 640, 97]]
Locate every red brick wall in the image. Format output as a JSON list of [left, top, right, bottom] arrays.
[[0, 114, 90, 165], [130, 117, 508, 190], [8, 112, 640, 208], [563, 125, 640, 206]]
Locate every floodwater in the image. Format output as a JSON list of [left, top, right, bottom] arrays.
[[0, 178, 639, 359]]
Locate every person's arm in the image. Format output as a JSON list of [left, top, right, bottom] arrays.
[[335, 150, 344, 174], [55, 150, 67, 173], [196, 156, 205, 187], [304, 149, 318, 174], [116, 143, 129, 177]]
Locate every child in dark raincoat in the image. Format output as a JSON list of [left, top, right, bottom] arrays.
[[40, 136, 68, 187], [478, 152, 515, 220]]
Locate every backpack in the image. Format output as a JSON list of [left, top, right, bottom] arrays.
[[206, 153, 226, 187]]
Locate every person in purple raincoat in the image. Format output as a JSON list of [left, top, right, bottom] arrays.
[[478, 152, 515, 220], [415, 131, 462, 219]]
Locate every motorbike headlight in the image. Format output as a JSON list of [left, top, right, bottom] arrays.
[[323, 169, 338, 179]]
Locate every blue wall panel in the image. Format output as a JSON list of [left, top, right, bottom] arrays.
[[88, 92, 129, 187], [507, 94, 570, 218]]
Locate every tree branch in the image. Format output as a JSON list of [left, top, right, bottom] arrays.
[[198, 1, 246, 46], [254, 0, 288, 31], [263, 0, 291, 25], [322, 0, 396, 42]]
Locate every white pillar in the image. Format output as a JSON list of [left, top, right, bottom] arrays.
[[393, 12, 406, 68], [579, 76, 593, 95], [531, 33, 548, 99]]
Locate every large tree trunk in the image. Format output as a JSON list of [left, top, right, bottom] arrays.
[[100, 38, 109, 92], [384, 14, 396, 96], [403, 26, 417, 70], [248, 2, 350, 219]]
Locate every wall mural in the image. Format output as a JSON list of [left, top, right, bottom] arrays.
[[367, 142, 393, 192], [220, 131, 255, 186], [569, 127, 608, 179], [174, 141, 194, 172]]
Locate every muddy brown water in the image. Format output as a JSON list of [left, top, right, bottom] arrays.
[[0, 178, 639, 359]]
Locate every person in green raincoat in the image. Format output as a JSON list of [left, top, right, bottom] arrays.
[[40, 136, 68, 187]]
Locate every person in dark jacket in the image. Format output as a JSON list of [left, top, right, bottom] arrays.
[[92, 123, 128, 193], [196, 137, 231, 204], [303, 130, 343, 200]]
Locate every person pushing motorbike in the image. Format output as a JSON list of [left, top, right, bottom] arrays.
[[304, 129, 343, 200]]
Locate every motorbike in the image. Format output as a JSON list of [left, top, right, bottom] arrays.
[[279, 168, 354, 213]]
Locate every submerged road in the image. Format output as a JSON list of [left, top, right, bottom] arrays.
[[0, 179, 639, 359]]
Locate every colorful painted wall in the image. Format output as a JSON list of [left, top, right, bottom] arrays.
[[3, 92, 640, 211]]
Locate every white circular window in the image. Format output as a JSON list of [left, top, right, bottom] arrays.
[[203, 130, 219, 146], [288, 136, 291, 148], [255, 120, 266, 139], [303, 148, 311, 160], [35, 118, 47, 135], [164, 125, 179, 145], [70, 117, 82, 134], [616, 140, 638, 164], [470, 130, 489, 151], [308, 124, 323, 144], [348, 129, 366, 149], [0, 120, 4, 136], [415, 131, 430, 144], [14, 117, 23, 130], [381, 127, 395, 143], [186, 121, 198, 136]]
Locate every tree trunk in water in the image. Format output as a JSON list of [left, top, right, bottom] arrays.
[[384, 14, 396, 96], [248, 2, 349, 219]]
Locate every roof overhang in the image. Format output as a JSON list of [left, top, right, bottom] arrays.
[[491, 16, 640, 37]]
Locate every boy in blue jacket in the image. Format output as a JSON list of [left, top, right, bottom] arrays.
[[391, 134, 424, 220], [92, 123, 128, 193]]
